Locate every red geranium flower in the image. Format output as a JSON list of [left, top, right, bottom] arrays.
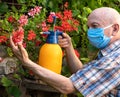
[[18, 15, 28, 27], [0, 36, 8, 43], [27, 30, 36, 41], [12, 27, 24, 45], [74, 49, 80, 58], [64, 2, 68, 8], [41, 21, 49, 32], [35, 40, 42, 46], [28, 6, 42, 17], [47, 12, 56, 23], [7, 16, 16, 23]]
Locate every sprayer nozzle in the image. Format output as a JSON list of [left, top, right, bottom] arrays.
[[40, 32, 44, 34], [40, 31, 50, 35]]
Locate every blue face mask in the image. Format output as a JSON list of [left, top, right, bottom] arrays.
[[87, 24, 113, 49]]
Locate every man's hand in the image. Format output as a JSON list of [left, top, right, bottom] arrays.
[[10, 35, 29, 64], [58, 33, 72, 49]]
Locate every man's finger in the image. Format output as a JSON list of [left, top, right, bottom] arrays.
[[17, 42, 28, 59], [10, 35, 16, 48], [58, 35, 63, 39], [62, 33, 68, 38]]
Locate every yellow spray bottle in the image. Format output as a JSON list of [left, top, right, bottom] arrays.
[[38, 30, 63, 74]]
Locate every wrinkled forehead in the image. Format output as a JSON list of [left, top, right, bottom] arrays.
[[87, 12, 108, 27], [87, 7, 120, 27]]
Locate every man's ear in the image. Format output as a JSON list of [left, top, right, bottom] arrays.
[[112, 24, 119, 36]]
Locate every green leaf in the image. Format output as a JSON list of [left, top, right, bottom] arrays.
[[83, 24, 88, 32], [62, 65, 71, 77], [76, 92, 84, 97], [7, 47, 13, 57], [78, 15, 82, 19], [97, 0, 102, 5], [32, 0, 36, 3], [11, 6, 18, 13], [1, 76, 13, 87], [7, 86, 21, 97], [13, 74, 21, 80], [80, 57, 90, 62], [17, 0, 26, 4], [87, 43, 98, 52], [71, 38, 77, 48], [84, 7, 92, 14], [0, 2, 9, 14], [72, 9, 80, 17]]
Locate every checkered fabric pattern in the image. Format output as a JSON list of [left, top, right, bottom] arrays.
[[70, 40, 120, 97]]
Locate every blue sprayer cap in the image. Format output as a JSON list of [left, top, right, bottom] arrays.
[[43, 30, 63, 44]]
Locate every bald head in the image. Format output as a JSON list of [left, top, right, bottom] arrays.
[[88, 7, 120, 25]]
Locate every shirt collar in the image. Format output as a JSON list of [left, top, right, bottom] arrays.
[[100, 39, 120, 56]]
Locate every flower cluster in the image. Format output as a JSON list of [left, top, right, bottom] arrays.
[[41, 10, 79, 33], [11, 6, 43, 47], [28, 6, 42, 17], [0, 2, 80, 61], [12, 27, 24, 46]]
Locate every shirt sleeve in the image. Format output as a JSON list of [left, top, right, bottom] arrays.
[[69, 58, 120, 97]]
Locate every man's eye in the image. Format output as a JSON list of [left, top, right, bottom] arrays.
[[88, 23, 100, 29], [92, 25, 98, 28]]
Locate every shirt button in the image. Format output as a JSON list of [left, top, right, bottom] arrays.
[[83, 82, 86, 85]]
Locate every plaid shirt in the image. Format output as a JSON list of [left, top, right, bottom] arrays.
[[70, 40, 120, 97]]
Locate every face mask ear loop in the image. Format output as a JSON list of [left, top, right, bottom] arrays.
[[110, 36, 113, 39], [103, 24, 114, 39], [103, 24, 113, 30]]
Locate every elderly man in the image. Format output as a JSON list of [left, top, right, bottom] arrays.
[[10, 7, 120, 97]]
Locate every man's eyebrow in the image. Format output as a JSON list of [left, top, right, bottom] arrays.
[[91, 22, 101, 27], [87, 22, 99, 27], [91, 22, 99, 24]]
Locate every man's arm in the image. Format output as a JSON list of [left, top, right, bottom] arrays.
[[65, 45, 83, 73], [58, 33, 83, 73], [10, 35, 75, 94], [24, 59, 75, 94]]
